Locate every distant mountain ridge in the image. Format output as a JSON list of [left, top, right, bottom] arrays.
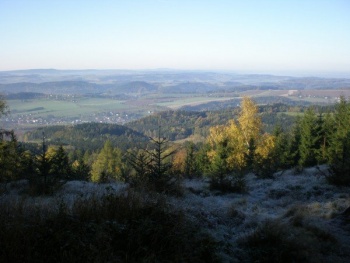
[[1, 70, 350, 95]]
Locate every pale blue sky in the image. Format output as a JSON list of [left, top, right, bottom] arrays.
[[1, 0, 349, 75]]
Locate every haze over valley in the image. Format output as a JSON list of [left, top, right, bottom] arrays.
[[1, 69, 350, 133]]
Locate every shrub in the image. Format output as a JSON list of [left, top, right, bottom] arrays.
[[238, 219, 338, 263]]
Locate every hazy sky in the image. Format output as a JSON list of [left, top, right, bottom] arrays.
[[1, 0, 349, 74]]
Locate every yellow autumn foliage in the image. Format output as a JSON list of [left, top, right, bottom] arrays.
[[255, 133, 276, 160], [206, 97, 276, 173], [238, 97, 262, 146]]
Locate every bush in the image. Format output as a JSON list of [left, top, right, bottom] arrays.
[[238, 219, 338, 263]]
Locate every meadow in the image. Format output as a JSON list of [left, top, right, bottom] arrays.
[[8, 98, 128, 117]]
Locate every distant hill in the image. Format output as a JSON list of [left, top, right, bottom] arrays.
[[161, 82, 217, 93], [24, 123, 149, 151], [179, 96, 312, 112], [126, 102, 316, 140], [116, 81, 158, 93], [5, 92, 46, 100], [279, 77, 350, 89], [1, 71, 350, 95], [0, 81, 100, 94], [126, 109, 241, 140], [0, 80, 159, 95]]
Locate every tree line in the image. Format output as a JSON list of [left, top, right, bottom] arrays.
[[1, 96, 350, 193]]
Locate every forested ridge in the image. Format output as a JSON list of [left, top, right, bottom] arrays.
[[127, 102, 334, 139], [24, 122, 149, 152]]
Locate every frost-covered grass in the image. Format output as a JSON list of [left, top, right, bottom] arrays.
[[1, 165, 350, 262]]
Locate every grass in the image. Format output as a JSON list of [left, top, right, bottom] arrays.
[[238, 219, 339, 263], [0, 189, 219, 263], [8, 98, 129, 118], [154, 96, 237, 109]]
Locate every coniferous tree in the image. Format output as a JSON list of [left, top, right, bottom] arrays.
[[48, 145, 71, 178], [195, 143, 211, 175], [36, 132, 50, 184], [207, 137, 230, 180], [146, 126, 176, 188], [71, 159, 91, 180], [298, 108, 319, 167], [0, 97, 22, 181], [272, 125, 293, 170], [127, 149, 151, 185], [128, 125, 180, 193], [184, 142, 198, 178], [327, 97, 350, 185], [0, 131, 22, 181], [289, 117, 302, 168], [315, 113, 334, 163], [0, 95, 7, 116]]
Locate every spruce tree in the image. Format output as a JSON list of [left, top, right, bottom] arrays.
[[298, 108, 319, 167], [327, 97, 350, 185], [127, 149, 151, 185], [0, 131, 22, 181], [184, 142, 198, 178], [146, 126, 176, 188], [0, 97, 22, 181], [49, 145, 71, 178]]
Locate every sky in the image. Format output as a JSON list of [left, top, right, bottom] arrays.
[[1, 0, 350, 75]]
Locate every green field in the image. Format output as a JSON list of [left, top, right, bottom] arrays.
[[8, 98, 129, 118], [153, 96, 238, 109]]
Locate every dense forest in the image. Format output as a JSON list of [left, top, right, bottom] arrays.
[[24, 123, 149, 152], [126, 102, 332, 139]]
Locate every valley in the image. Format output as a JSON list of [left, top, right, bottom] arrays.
[[1, 70, 349, 134]]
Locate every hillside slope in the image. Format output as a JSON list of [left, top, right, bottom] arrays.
[[1, 166, 349, 262]]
